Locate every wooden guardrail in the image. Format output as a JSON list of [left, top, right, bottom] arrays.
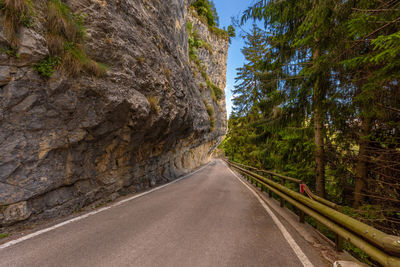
[[225, 160, 400, 267], [230, 161, 339, 209]]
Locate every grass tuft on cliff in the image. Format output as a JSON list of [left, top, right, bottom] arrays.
[[35, 0, 108, 77], [147, 96, 161, 114], [0, 0, 34, 47], [203, 98, 215, 131], [0, 233, 9, 239], [47, 0, 85, 44]]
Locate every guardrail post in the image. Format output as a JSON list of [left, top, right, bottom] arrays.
[[280, 178, 285, 207], [269, 174, 274, 198], [335, 233, 344, 252], [299, 211, 305, 223], [299, 183, 305, 223]]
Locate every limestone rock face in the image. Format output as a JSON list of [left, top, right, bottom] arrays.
[[0, 0, 228, 226]]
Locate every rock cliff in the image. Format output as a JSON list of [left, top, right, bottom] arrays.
[[0, 0, 228, 227]]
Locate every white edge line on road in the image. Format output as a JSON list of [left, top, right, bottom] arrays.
[[0, 162, 212, 250], [225, 164, 314, 267]]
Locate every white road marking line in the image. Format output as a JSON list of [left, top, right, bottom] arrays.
[[0, 162, 212, 250], [225, 164, 314, 267]]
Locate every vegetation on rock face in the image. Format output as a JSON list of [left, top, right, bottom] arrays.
[[187, 21, 212, 56], [0, 0, 34, 47], [0, 0, 107, 77], [222, 0, 400, 261], [0, 233, 9, 239], [187, 21, 223, 103], [0, 0, 228, 229], [147, 96, 161, 114], [44, 0, 107, 77], [203, 98, 216, 131], [190, 0, 235, 43], [191, 0, 218, 27], [187, 1, 226, 133], [0, 46, 19, 57], [34, 56, 61, 77]]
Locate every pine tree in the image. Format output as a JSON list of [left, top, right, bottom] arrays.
[[223, 0, 400, 236], [337, 0, 400, 208], [232, 25, 268, 116]]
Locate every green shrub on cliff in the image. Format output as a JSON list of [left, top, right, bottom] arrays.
[[191, 0, 218, 27], [190, 1, 229, 41], [187, 21, 213, 56], [34, 56, 61, 77]]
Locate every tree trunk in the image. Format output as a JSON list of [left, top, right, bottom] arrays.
[[353, 116, 371, 208], [313, 47, 326, 198]]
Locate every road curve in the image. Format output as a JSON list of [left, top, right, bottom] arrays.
[[0, 159, 328, 267]]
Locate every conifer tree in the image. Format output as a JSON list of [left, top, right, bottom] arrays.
[[223, 0, 400, 236], [232, 25, 268, 116]]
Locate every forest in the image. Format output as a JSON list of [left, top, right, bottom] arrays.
[[221, 0, 400, 241]]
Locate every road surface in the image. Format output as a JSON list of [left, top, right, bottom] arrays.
[[0, 160, 328, 267]]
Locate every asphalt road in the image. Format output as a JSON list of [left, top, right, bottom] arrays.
[[0, 160, 328, 267]]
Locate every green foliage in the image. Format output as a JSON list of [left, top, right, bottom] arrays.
[[187, 21, 223, 102], [211, 84, 223, 100], [47, 0, 86, 42], [0, 233, 8, 239], [343, 241, 372, 265], [147, 96, 161, 114], [0, 0, 35, 47], [187, 23, 213, 55], [304, 214, 372, 264], [232, 25, 268, 116], [189, 4, 229, 41], [222, 0, 400, 263], [203, 98, 215, 131], [227, 25, 235, 38], [227, 25, 236, 43], [43, 0, 106, 77], [222, 115, 315, 185], [34, 56, 61, 77], [341, 205, 394, 235], [191, 0, 218, 27], [208, 25, 229, 40], [0, 46, 20, 58]]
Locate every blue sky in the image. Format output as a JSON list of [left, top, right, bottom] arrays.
[[213, 0, 260, 117]]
